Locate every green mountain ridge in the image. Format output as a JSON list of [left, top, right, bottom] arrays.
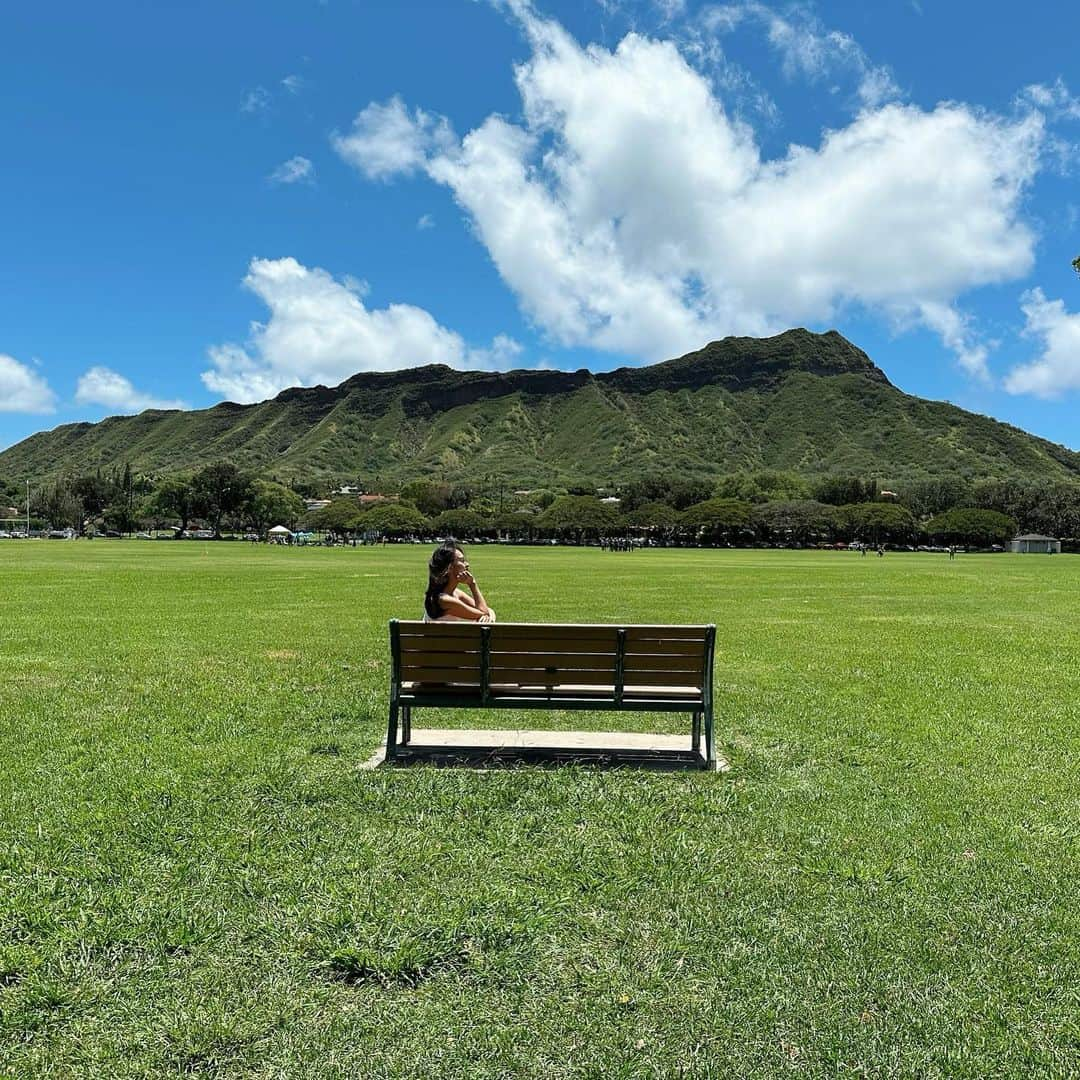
[[2, 329, 1077, 487]]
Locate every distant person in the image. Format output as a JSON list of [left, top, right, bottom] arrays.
[[424, 540, 496, 623]]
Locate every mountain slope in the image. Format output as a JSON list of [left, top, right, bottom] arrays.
[[2, 329, 1077, 486]]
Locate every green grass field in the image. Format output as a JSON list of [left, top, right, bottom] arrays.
[[1, 542, 1077, 1078]]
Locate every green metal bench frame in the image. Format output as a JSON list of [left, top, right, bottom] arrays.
[[386, 619, 717, 769]]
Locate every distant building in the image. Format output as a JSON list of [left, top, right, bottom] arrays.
[[334, 485, 364, 496], [1009, 534, 1061, 554], [359, 494, 397, 505], [305, 499, 331, 512], [1, 506, 19, 519]]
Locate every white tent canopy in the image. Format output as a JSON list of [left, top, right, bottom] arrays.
[[268, 525, 293, 536]]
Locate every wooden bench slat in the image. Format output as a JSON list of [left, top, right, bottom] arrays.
[[398, 623, 709, 641], [398, 622, 480, 634], [403, 660, 483, 678], [625, 627, 709, 641], [399, 623, 618, 639], [454, 669, 704, 689], [492, 643, 617, 660], [490, 650, 615, 669], [397, 621, 710, 630], [487, 667, 618, 686], [488, 654, 703, 675], [401, 648, 482, 666], [495, 683, 702, 697], [492, 630, 619, 648], [625, 640, 708, 653], [624, 642, 708, 658], [397, 627, 479, 643], [622, 652, 704, 669], [622, 670, 704, 689], [400, 682, 482, 694], [498, 623, 708, 631], [401, 684, 704, 701], [621, 683, 702, 694], [397, 660, 481, 678]]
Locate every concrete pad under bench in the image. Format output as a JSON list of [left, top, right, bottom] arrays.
[[363, 728, 729, 771]]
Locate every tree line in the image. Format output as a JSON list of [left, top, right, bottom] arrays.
[[5, 463, 304, 539], [310, 495, 1020, 549], [311, 471, 1080, 549], [4, 466, 1079, 547]]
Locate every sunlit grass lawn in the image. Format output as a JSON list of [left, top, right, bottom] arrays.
[[1, 541, 1077, 1078]]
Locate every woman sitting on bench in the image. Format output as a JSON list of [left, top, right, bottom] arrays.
[[424, 540, 497, 623]]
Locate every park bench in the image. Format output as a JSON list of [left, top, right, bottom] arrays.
[[386, 620, 717, 769]]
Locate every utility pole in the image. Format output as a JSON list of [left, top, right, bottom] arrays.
[[26, 479, 30, 537]]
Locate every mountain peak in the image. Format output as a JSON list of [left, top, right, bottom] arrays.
[[273, 328, 889, 411], [603, 328, 890, 395]]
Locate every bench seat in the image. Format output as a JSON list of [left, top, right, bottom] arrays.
[[401, 681, 703, 698]]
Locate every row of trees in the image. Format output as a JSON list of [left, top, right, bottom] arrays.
[[149, 464, 304, 537], [20, 463, 305, 538], [622, 470, 1080, 528], [393, 470, 1080, 538], [309, 493, 1021, 548], [6, 463, 1078, 546]]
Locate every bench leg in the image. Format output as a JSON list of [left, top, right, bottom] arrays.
[[386, 702, 400, 761], [691, 710, 701, 754], [704, 706, 715, 769], [402, 706, 412, 745]]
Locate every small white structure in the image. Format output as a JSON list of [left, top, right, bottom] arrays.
[[1009, 534, 1061, 554], [268, 525, 293, 539]]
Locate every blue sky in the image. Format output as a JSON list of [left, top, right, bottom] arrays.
[[2, 0, 1079, 455]]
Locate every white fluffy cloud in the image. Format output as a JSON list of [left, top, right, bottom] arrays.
[[202, 257, 522, 403], [336, 5, 1044, 372], [331, 96, 454, 181], [0, 354, 56, 413], [269, 156, 314, 184], [1004, 290, 1080, 398], [75, 367, 186, 413]]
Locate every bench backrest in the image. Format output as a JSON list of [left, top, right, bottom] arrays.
[[390, 620, 715, 701]]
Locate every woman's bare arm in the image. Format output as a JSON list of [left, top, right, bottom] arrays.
[[437, 590, 493, 621], [459, 570, 493, 617]]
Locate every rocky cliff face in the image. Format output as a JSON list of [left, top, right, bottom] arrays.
[[1, 329, 1075, 487]]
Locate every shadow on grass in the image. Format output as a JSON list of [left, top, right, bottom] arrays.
[[383, 745, 714, 771]]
